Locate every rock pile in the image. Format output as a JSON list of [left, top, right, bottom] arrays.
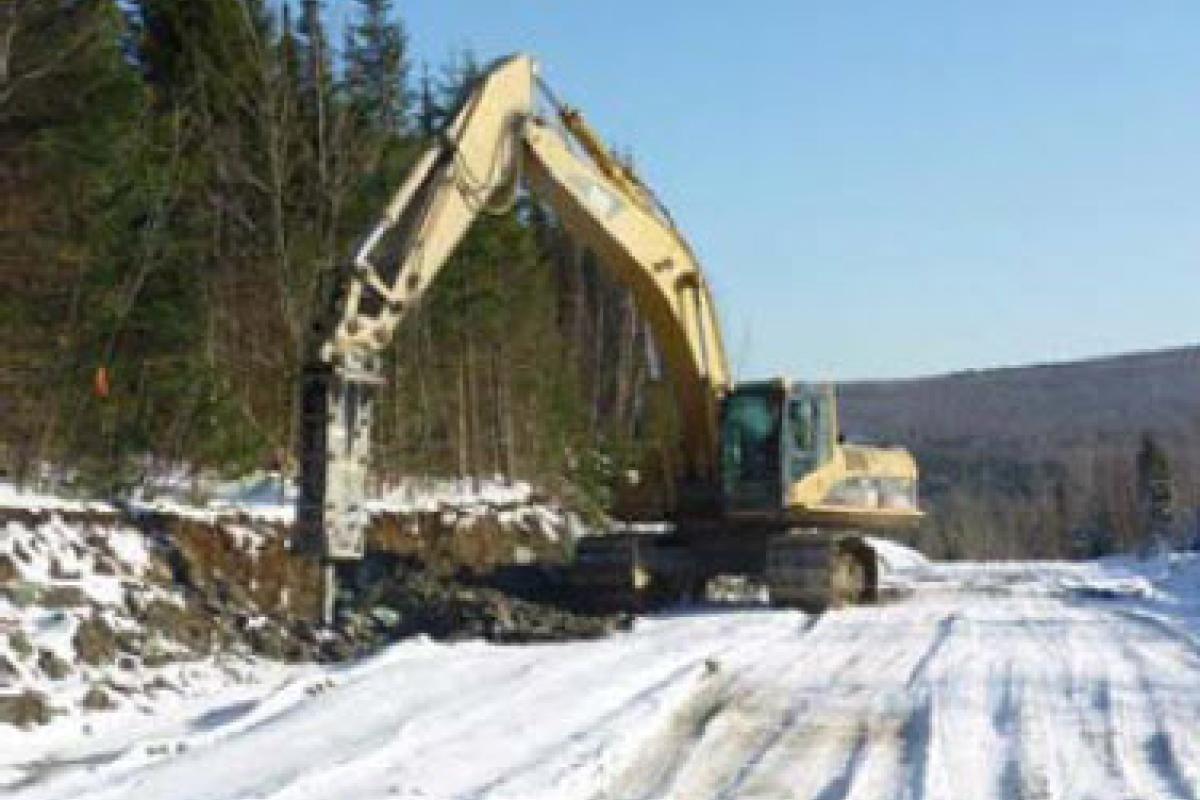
[[343, 565, 622, 648]]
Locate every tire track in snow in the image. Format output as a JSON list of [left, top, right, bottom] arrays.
[[1018, 601, 1102, 799], [903, 613, 960, 689], [705, 613, 919, 799], [317, 617, 797, 800], [460, 615, 813, 800], [589, 619, 867, 799], [1093, 637, 1166, 799], [1029, 597, 1200, 800], [648, 604, 958, 800], [1057, 628, 1126, 798], [1113, 606, 1200, 667], [1111, 613, 1200, 800], [589, 614, 871, 799], [587, 670, 733, 800], [727, 604, 979, 800]]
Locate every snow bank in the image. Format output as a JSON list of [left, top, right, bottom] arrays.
[[866, 536, 928, 573], [1090, 550, 1200, 606], [121, 473, 572, 541], [373, 476, 536, 513], [0, 481, 115, 515]]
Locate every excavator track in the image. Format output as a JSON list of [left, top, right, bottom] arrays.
[[570, 533, 700, 612], [765, 531, 880, 612], [570, 527, 882, 614], [570, 534, 648, 612]]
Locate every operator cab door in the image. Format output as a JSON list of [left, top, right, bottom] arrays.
[[719, 384, 785, 513], [719, 382, 837, 515], [784, 384, 835, 490]]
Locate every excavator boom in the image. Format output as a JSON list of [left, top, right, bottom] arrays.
[[299, 55, 730, 564]]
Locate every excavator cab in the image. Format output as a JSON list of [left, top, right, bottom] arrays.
[[720, 381, 836, 515]]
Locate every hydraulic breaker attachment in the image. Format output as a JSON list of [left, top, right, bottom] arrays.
[[296, 352, 383, 621]]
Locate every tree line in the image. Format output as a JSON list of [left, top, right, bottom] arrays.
[[0, 0, 668, 514], [902, 432, 1193, 561]]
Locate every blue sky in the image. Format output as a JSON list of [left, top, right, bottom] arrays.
[[348, 1, 1200, 381]]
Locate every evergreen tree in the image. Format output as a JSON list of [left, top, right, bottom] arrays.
[[278, 4, 302, 89], [345, 0, 409, 133], [1136, 432, 1173, 545], [295, 0, 330, 100], [416, 62, 438, 137], [136, 0, 271, 118], [428, 49, 482, 131], [0, 0, 152, 486]]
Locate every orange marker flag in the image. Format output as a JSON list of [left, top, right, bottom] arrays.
[[94, 366, 110, 398]]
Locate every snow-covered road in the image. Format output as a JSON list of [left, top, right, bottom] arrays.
[[7, 557, 1200, 800]]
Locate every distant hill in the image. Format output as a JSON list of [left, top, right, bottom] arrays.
[[840, 345, 1200, 455], [837, 345, 1200, 557]]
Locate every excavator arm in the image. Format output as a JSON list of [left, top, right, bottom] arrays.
[[297, 55, 730, 564]]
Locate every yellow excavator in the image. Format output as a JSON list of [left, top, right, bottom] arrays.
[[296, 54, 922, 618]]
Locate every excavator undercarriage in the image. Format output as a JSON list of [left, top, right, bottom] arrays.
[[572, 523, 884, 613]]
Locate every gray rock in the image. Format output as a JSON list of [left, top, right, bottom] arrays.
[[81, 686, 115, 711], [40, 585, 90, 608], [0, 553, 18, 583], [369, 606, 400, 628], [73, 616, 117, 666], [0, 690, 51, 728], [11, 541, 31, 564], [144, 676, 178, 694], [2, 582, 39, 607], [49, 558, 81, 581], [0, 655, 18, 686], [8, 631, 32, 658], [37, 649, 71, 680]]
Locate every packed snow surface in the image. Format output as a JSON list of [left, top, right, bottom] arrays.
[[6, 554, 1200, 799]]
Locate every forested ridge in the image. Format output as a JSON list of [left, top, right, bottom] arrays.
[[0, 0, 665, 512]]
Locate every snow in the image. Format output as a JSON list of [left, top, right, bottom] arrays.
[[371, 477, 538, 514], [5, 479, 1200, 798], [866, 535, 928, 573], [0, 516, 143, 607], [116, 473, 571, 537], [3, 551, 1200, 799], [0, 482, 114, 515]]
